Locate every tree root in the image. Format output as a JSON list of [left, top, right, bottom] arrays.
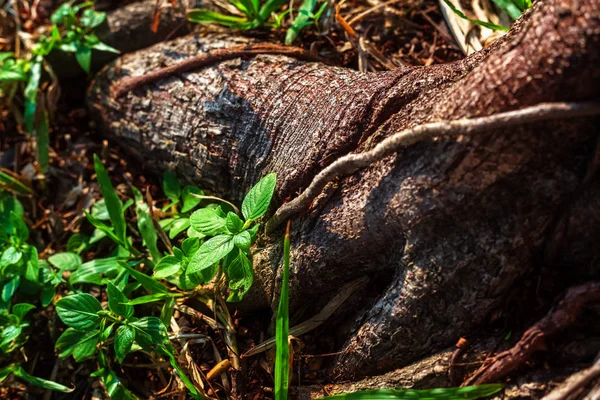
[[464, 282, 600, 386]]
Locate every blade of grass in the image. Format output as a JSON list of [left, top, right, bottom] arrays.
[[317, 384, 504, 399], [187, 10, 249, 27], [93, 154, 127, 244], [275, 221, 291, 400], [132, 187, 161, 263], [0, 170, 32, 195]]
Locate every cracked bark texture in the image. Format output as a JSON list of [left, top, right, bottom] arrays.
[[88, 0, 600, 381]]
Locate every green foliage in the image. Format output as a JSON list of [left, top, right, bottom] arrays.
[[187, 0, 328, 41], [316, 384, 504, 399], [285, 0, 328, 44], [1, 156, 278, 397], [187, 173, 277, 301], [274, 222, 291, 400], [0, 1, 117, 173]]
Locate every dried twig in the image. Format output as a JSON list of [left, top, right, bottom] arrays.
[[266, 102, 600, 232]]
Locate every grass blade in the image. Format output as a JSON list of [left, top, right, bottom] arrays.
[[0, 170, 32, 195], [93, 154, 127, 243], [13, 365, 74, 393], [275, 221, 291, 400], [132, 187, 161, 263], [317, 384, 504, 399]]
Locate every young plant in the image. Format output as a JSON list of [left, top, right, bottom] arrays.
[[188, 0, 288, 30], [54, 285, 202, 399], [158, 170, 204, 240], [50, 1, 119, 73], [285, 0, 328, 44], [0, 189, 76, 393], [181, 173, 277, 301], [0, 1, 117, 172], [274, 221, 291, 400]]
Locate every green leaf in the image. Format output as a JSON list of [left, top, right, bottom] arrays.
[[181, 237, 200, 257], [160, 296, 176, 327], [69, 257, 122, 285], [285, 0, 318, 45], [67, 233, 90, 254], [48, 252, 82, 272], [132, 187, 161, 262], [85, 211, 124, 247], [168, 218, 190, 239], [124, 293, 171, 305], [12, 303, 35, 321], [226, 250, 253, 302], [2, 275, 20, 303], [490, 0, 523, 19], [89, 40, 119, 54], [107, 282, 134, 320], [11, 211, 29, 242], [258, 0, 287, 22], [114, 325, 135, 363], [12, 365, 74, 393], [316, 384, 504, 399], [441, 0, 510, 31], [233, 230, 252, 251], [163, 171, 181, 202], [75, 42, 92, 73], [0, 52, 14, 63], [93, 155, 127, 242], [187, 234, 234, 276], [180, 186, 204, 213], [131, 316, 168, 349], [91, 199, 110, 220], [153, 256, 181, 279], [186, 226, 206, 239], [242, 173, 277, 221], [0, 171, 32, 195], [80, 8, 107, 28], [40, 285, 56, 307], [226, 212, 244, 234], [56, 327, 101, 361], [0, 325, 22, 351], [50, 3, 72, 24], [1, 247, 22, 268], [121, 262, 169, 294], [189, 207, 227, 235], [274, 223, 291, 400], [0, 365, 14, 382], [55, 293, 102, 330]]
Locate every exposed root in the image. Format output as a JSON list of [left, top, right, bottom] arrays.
[[464, 282, 600, 386]]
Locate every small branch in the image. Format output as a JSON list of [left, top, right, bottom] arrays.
[[266, 102, 600, 233], [190, 194, 240, 216]]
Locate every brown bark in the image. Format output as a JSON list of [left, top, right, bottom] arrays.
[[88, 0, 600, 381]]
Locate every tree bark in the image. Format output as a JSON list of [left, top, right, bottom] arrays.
[[88, 0, 600, 381]]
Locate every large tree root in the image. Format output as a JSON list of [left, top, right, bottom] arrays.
[[88, 0, 600, 380], [464, 282, 600, 386]]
